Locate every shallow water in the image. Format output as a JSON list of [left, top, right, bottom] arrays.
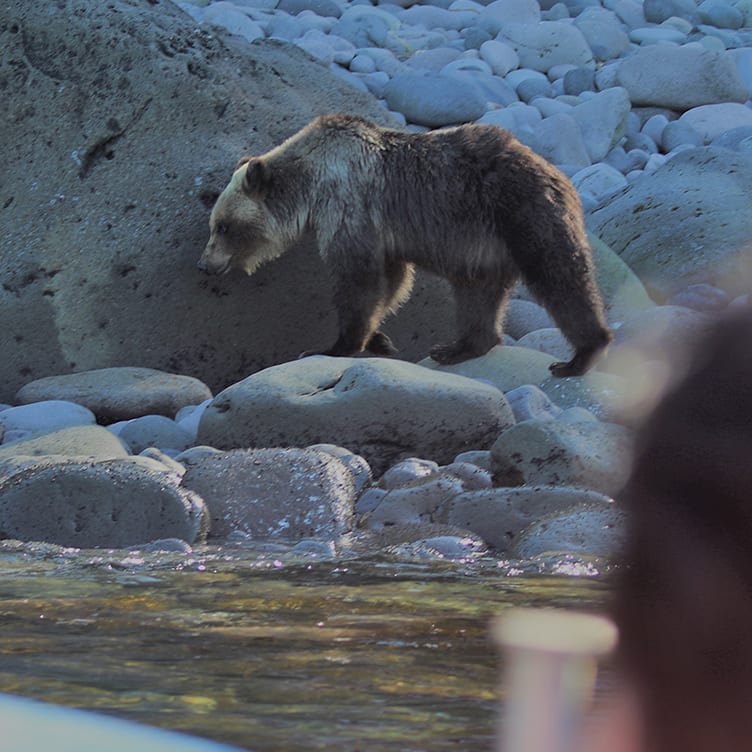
[[0, 541, 613, 751]]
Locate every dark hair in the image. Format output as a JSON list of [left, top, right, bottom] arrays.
[[614, 308, 752, 751]]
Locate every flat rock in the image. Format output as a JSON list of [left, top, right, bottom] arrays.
[[0, 460, 208, 547], [180, 448, 355, 539], [616, 46, 749, 111], [490, 419, 633, 496], [0, 425, 129, 463], [588, 147, 752, 299], [445, 485, 615, 552], [382, 73, 487, 127], [197, 357, 514, 475], [15, 368, 213, 422]]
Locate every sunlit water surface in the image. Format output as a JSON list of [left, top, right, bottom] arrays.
[[0, 541, 613, 751]]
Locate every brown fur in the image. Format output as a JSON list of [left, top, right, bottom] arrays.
[[199, 114, 612, 376]]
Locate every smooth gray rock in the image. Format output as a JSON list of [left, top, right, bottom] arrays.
[[491, 419, 633, 496], [445, 485, 615, 552], [510, 504, 627, 557], [15, 368, 212, 422], [180, 448, 355, 539], [197, 357, 514, 475], [588, 147, 752, 299], [679, 103, 752, 141], [0, 401, 95, 444], [0, 425, 129, 464], [616, 46, 749, 111], [504, 383, 563, 422], [365, 476, 465, 528], [117, 415, 195, 454], [503, 299, 554, 339], [497, 21, 594, 73], [570, 87, 631, 163], [0, 460, 208, 547], [383, 73, 487, 126]]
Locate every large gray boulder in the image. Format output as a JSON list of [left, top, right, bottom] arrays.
[[0, 0, 455, 403], [588, 147, 752, 299], [180, 448, 356, 540], [197, 357, 514, 475]]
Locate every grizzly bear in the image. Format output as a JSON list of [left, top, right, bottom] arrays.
[[199, 114, 612, 376]]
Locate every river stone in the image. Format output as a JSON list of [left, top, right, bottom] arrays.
[[117, 415, 195, 454], [679, 103, 752, 142], [616, 46, 749, 111], [0, 425, 129, 463], [510, 504, 627, 557], [503, 299, 554, 338], [532, 112, 592, 168], [365, 477, 465, 528], [505, 383, 563, 422], [497, 21, 594, 73], [0, 0, 405, 405], [180, 448, 355, 540], [515, 329, 573, 362], [0, 461, 208, 547], [570, 87, 631, 163], [574, 9, 630, 62], [587, 147, 752, 299], [382, 73, 487, 127], [490, 419, 633, 496], [197, 357, 514, 476], [445, 485, 614, 552], [15, 368, 213, 422], [0, 400, 96, 444], [421, 345, 557, 393]]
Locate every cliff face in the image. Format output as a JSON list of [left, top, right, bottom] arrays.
[[0, 0, 451, 402]]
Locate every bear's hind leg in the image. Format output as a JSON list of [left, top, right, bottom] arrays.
[[430, 278, 512, 365], [523, 258, 612, 377]]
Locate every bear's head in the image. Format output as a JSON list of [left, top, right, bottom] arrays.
[[198, 157, 302, 277]]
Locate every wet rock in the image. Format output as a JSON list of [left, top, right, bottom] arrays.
[[380, 458, 440, 489], [510, 504, 627, 557], [588, 147, 752, 299], [364, 477, 465, 528], [180, 448, 356, 539], [490, 419, 633, 496], [445, 485, 615, 552], [15, 368, 212, 422], [308, 444, 372, 495], [197, 357, 514, 475], [505, 383, 563, 422], [0, 461, 208, 547]]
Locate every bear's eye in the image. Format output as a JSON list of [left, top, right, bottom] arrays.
[[216, 223, 230, 236]]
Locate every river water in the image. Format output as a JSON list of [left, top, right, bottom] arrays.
[[0, 541, 613, 751]]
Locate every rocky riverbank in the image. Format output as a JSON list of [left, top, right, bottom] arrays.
[[2, 0, 751, 561]]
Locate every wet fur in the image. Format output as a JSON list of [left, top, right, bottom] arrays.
[[200, 114, 612, 375]]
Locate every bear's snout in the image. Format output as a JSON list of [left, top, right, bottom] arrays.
[[197, 244, 232, 276]]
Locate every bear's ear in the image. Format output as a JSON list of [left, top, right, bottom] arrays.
[[242, 158, 270, 197]]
